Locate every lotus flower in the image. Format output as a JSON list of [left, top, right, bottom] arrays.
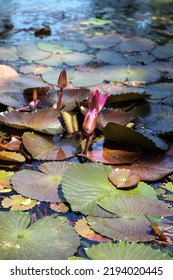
[[88, 90, 108, 113], [82, 108, 97, 135]]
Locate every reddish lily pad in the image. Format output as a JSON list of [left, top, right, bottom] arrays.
[[87, 139, 141, 164], [108, 168, 141, 188], [0, 108, 63, 135], [22, 132, 80, 160], [11, 161, 73, 202]]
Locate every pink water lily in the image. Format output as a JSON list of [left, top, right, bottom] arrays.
[[82, 108, 97, 135], [88, 90, 108, 112]]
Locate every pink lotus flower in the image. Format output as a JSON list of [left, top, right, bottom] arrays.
[[88, 90, 108, 112], [82, 108, 97, 135]]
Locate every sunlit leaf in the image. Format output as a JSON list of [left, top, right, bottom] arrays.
[[11, 161, 73, 202], [63, 52, 93, 66], [0, 137, 21, 152], [0, 65, 19, 80], [104, 122, 168, 151], [108, 168, 141, 188], [84, 241, 172, 260], [50, 202, 69, 213], [0, 212, 80, 259], [17, 45, 51, 61], [0, 170, 13, 191], [22, 132, 80, 160], [2, 195, 36, 211], [0, 151, 25, 162], [0, 108, 63, 135]]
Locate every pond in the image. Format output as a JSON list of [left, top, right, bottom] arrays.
[[0, 0, 173, 260]]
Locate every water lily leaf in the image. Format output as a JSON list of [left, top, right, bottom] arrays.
[[0, 211, 80, 259], [71, 71, 104, 87], [84, 241, 172, 260], [134, 103, 173, 134], [0, 170, 13, 191], [12, 75, 48, 90], [87, 139, 141, 164], [116, 37, 156, 52], [87, 195, 173, 241], [97, 108, 133, 130], [107, 92, 148, 104], [60, 40, 87, 52], [22, 132, 80, 160], [0, 151, 25, 162], [84, 34, 122, 49], [17, 45, 51, 61], [63, 52, 93, 66], [83, 18, 111, 26], [36, 53, 63, 66], [0, 108, 63, 135], [2, 195, 36, 211], [99, 65, 161, 83], [0, 65, 19, 80], [104, 122, 168, 151], [146, 82, 173, 103], [11, 162, 73, 202], [161, 182, 173, 192], [62, 88, 90, 111], [125, 52, 155, 65], [96, 50, 127, 64], [62, 163, 156, 216], [0, 137, 21, 152], [41, 69, 75, 85], [19, 65, 53, 75], [50, 202, 69, 213], [116, 149, 173, 181], [108, 168, 141, 188], [37, 41, 72, 54], [0, 46, 19, 61], [153, 42, 173, 59], [74, 218, 110, 242]]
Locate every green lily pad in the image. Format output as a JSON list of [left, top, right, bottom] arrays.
[[84, 241, 172, 260], [116, 36, 156, 53], [36, 53, 63, 66], [84, 34, 122, 49], [87, 195, 173, 241], [0, 108, 63, 135], [17, 45, 51, 61], [63, 52, 93, 66], [71, 71, 104, 87], [22, 132, 80, 160], [96, 50, 127, 65], [98, 65, 161, 83], [62, 163, 156, 216], [104, 122, 168, 151], [37, 41, 72, 54], [0, 46, 19, 61], [11, 162, 73, 202], [0, 170, 13, 190], [0, 211, 80, 259]]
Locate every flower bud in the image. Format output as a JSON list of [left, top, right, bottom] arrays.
[[57, 69, 67, 89], [82, 109, 97, 134]]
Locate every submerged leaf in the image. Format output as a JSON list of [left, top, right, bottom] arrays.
[[0, 211, 80, 259]]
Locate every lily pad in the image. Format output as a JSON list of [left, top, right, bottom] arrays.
[[0, 170, 13, 191], [84, 241, 172, 260], [2, 195, 37, 211], [63, 52, 93, 66], [62, 163, 156, 216], [96, 50, 127, 65], [17, 45, 51, 61], [0, 65, 19, 80], [0, 151, 25, 162], [71, 71, 104, 87], [153, 42, 173, 59], [87, 195, 173, 241], [84, 34, 122, 49], [0, 211, 80, 259], [116, 36, 156, 53], [37, 41, 72, 54], [22, 132, 80, 160], [104, 122, 168, 151], [0, 108, 63, 135], [98, 65, 161, 84], [145, 83, 173, 103], [0, 46, 19, 61], [36, 53, 63, 66], [11, 162, 73, 202]]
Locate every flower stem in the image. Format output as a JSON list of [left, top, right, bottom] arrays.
[[84, 133, 92, 155], [57, 88, 63, 111]]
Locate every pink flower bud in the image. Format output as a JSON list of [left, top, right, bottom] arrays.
[[57, 69, 67, 89], [82, 109, 97, 134], [88, 90, 108, 112]]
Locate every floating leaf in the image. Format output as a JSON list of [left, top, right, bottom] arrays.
[[74, 218, 110, 242], [62, 163, 156, 216], [71, 71, 104, 87], [0, 151, 25, 162], [98, 65, 161, 84], [0, 46, 18, 61], [87, 139, 141, 164], [96, 50, 127, 65], [153, 42, 173, 59], [22, 132, 80, 160], [2, 195, 36, 211], [84, 241, 172, 260], [0, 108, 63, 135], [37, 41, 72, 54], [117, 36, 156, 52], [87, 195, 173, 241], [0, 65, 19, 80], [104, 122, 168, 151], [36, 53, 63, 66], [0, 137, 21, 152], [0, 170, 13, 191], [50, 202, 69, 213], [84, 34, 122, 49], [0, 211, 80, 259], [108, 168, 141, 188], [134, 103, 173, 134], [11, 161, 73, 202], [17, 45, 51, 61], [63, 52, 93, 66]]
